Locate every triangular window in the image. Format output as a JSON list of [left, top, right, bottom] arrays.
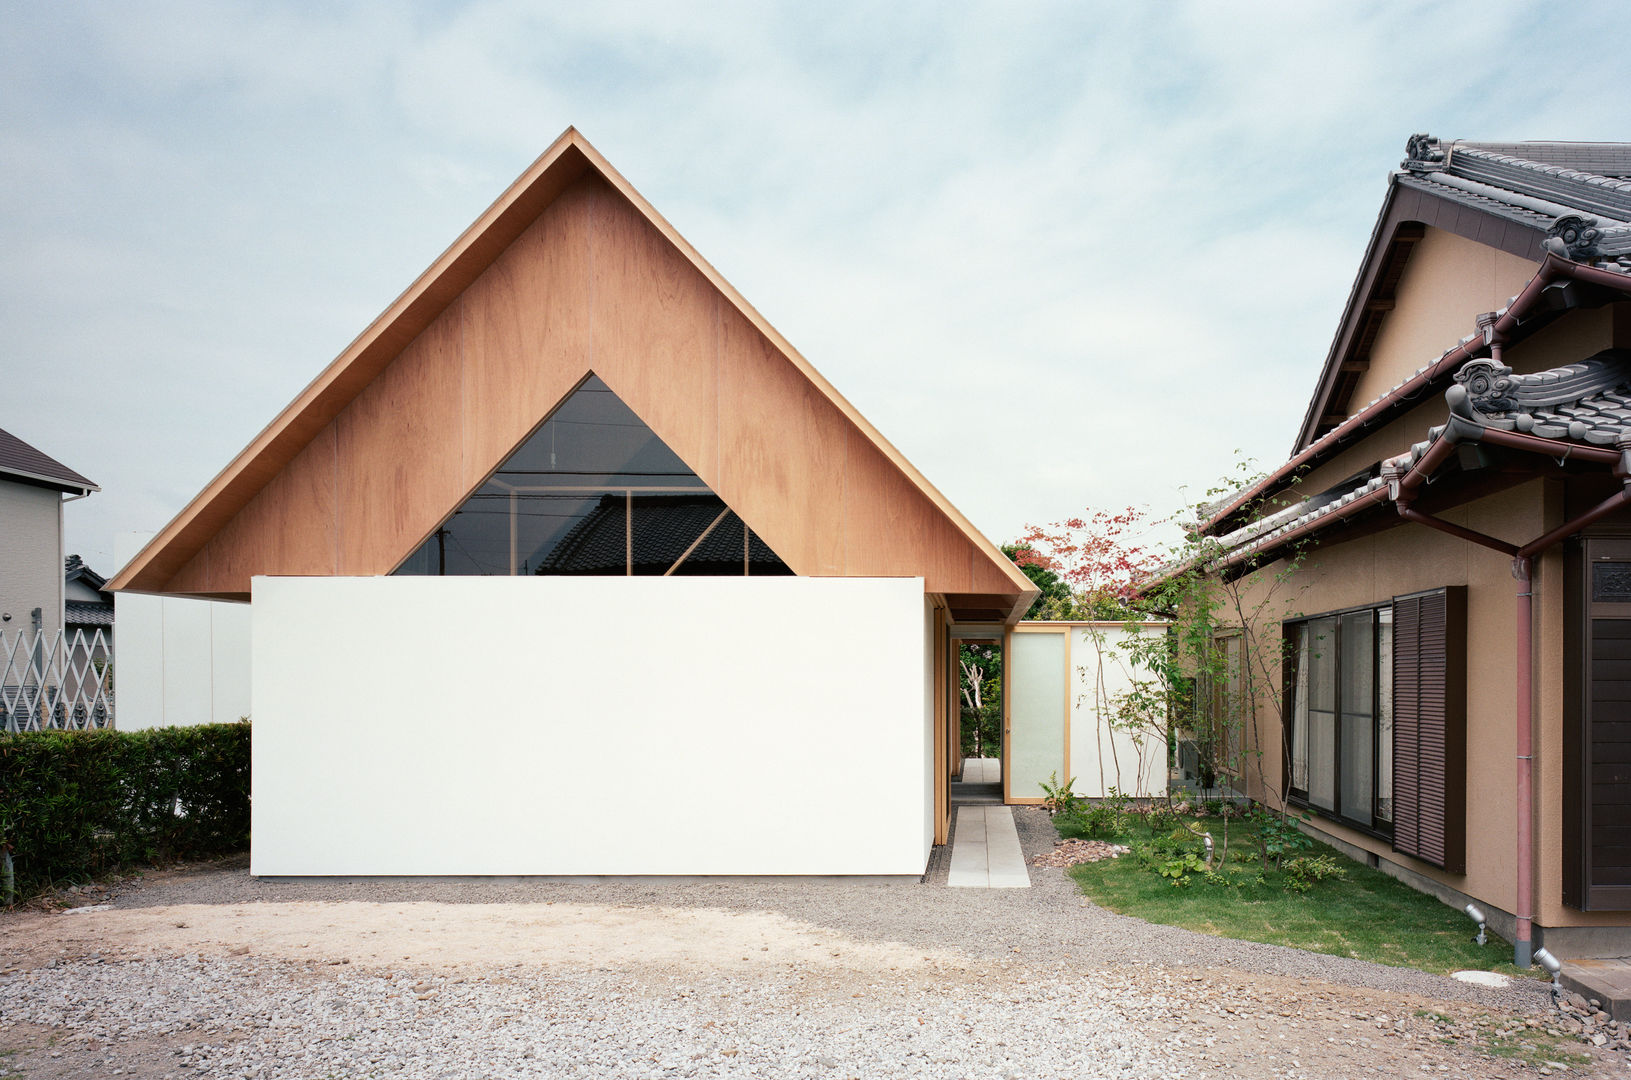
[[394, 375, 792, 577]]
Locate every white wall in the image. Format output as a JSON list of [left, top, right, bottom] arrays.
[[252, 575, 928, 876], [113, 532, 253, 730], [1069, 624, 1168, 799]]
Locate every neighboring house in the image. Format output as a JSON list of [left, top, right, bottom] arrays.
[[1192, 136, 1631, 962], [0, 427, 97, 640], [110, 129, 1039, 877], [0, 427, 101, 731], [64, 554, 114, 642], [62, 554, 113, 704]]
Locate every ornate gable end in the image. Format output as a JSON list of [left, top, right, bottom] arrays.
[[112, 131, 1033, 611]]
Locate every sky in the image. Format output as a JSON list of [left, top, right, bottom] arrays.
[[5, 0, 1631, 574]]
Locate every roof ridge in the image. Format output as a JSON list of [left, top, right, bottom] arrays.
[[1452, 144, 1631, 197]]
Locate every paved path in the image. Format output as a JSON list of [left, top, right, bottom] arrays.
[[946, 804, 1030, 888]]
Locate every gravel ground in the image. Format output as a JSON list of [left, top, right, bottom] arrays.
[[0, 806, 1615, 1079]]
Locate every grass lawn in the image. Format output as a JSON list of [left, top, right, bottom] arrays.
[[1063, 811, 1535, 979]]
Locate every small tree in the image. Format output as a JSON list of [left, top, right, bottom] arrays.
[[1015, 508, 1167, 797], [1019, 460, 1313, 864]]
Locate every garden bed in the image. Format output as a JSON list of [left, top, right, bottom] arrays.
[[1055, 800, 1534, 979]]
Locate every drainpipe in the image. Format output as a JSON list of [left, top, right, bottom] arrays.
[[1513, 554, 1535, 967]]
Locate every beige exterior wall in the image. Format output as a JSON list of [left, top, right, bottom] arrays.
[[1347, 227, 1537, 409], [1234, 485, 1539, 910]]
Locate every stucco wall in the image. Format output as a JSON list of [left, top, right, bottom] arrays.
[[1070, 624, 1168, 800], [251, 575, 929, 876], [0, 480, 62, 638], [1347, 227, 1537, 409]]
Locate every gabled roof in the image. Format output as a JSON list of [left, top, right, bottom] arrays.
[[0, 426, 96, 494], [65, 554, 109, 593], [108, 128, 1035, 616], [1203, 136, 1631, 537], [1293, 135, 1631, 458]]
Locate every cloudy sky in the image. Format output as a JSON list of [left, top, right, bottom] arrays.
[[5, 1, 1631, 573]]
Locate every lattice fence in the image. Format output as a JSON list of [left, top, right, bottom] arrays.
[[1, 627, 113, 732]]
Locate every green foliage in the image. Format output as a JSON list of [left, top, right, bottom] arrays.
[[1283, 853, 1347, 894], [0, 723, 251, 900], [1156, 850, 1208, 887], [957, 641, 1002, 760], [1144, 803, 1182, 833], [1067, 813, 1528, 977], [1054, 800, 1127, 840], [1002, 543, 1080, 620], [1253, 807, 1315, 868], [1038, 772, 1077, 815]]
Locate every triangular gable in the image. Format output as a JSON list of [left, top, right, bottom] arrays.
[[1292, 172, 1557, 455], [110, 129, 1033, 615], [394, 374, 791, 577]]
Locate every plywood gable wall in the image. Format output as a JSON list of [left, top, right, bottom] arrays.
[[164, 173, 996, 599]]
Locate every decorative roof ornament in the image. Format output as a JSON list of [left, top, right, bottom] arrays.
[[1448, 349, 1631, 442], [1544, 214, 1631, 261], [1450, 359, 1519, 415], [1402, 133, 1448, 173], [1545, 214, 1605, 259]]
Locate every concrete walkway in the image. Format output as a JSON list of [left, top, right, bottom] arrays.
[[947, 804, 1030, 888]]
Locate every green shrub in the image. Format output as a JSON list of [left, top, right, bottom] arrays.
[[1055, 801, 1126, 840], [1038, 772, 1077, 815], [1284, 853, 1347, 894], [0, 722, 251, 900]]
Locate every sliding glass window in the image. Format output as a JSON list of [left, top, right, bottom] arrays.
[[1285, 605, 1393, 832]]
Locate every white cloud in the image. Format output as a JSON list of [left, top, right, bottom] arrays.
[[2, 0, 1629, 571]]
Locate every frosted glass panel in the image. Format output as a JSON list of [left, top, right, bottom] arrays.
[[1009, 631, 1067, 800]]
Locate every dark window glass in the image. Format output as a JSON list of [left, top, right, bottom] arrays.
[[1339, 610, 1375, 827], [395, 375, 792, 577], [1592, 562, 1631, 603], [1286, 606, 1393, 833], [1305, 617, 1338, 812]]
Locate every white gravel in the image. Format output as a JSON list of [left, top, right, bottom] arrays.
[[0, 806, 1577, 1079], [3, 955, 1183, 1079]]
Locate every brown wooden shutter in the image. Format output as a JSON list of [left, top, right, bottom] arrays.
[[1391, 587, 1467, 873]]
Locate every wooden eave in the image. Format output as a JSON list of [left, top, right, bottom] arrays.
[[1292, 178, 1546, 454], [109, 128, 1034, 607]]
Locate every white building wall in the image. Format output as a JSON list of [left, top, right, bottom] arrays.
[[252, 575, 928, 877], [1069, 624, 1168, 799], [113, 532, 253, 730], [0, 480, 63, 637]]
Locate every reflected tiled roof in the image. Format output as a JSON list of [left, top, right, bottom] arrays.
[[537, 493, 791, 575]]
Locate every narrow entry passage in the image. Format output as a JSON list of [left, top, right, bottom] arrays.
[[946, 805, 1030, 888]]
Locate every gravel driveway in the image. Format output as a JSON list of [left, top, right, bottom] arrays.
[[0, 808, 1610, 1079]]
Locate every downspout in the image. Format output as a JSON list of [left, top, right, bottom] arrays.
[[1513, 554, 1535, 967], [1393, 401, 1631, 966]]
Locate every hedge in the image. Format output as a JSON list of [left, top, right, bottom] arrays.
[[0, 722, 251, 900]]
